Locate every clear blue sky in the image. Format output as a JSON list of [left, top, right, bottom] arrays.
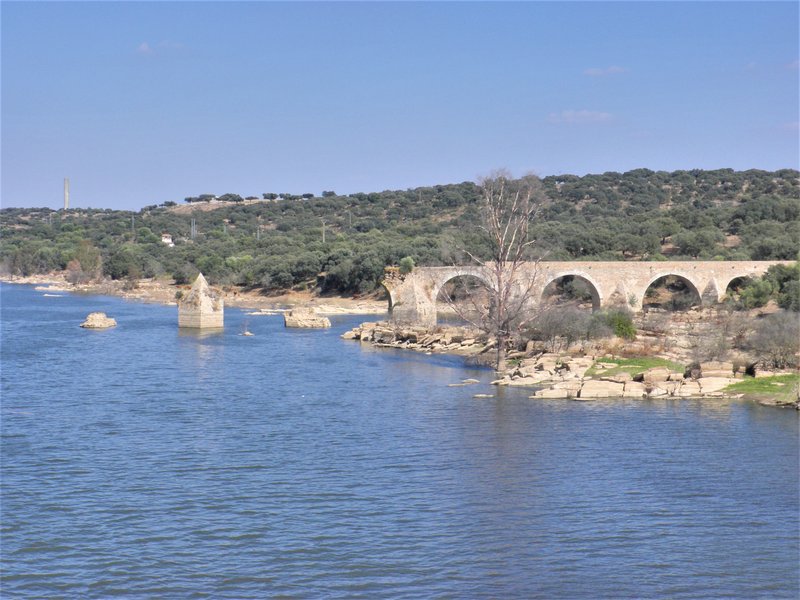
[[2, 1, 798, 210]]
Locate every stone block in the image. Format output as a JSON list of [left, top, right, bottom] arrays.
[[284, 308, 332, 328], [374, 327, 397, 342], [506, 376, 549, 387], [553, 380, 583, 394], [698, 377, 736, 394], [647, 387, 669, 397], [532, 389, 571, 399], [700, 361, 733, 375], [602, 372, 632, 383], [623, 381, 646, 397], [643, 367, 671, 383], [677, 381, 702, 397], [579, 380, 624, 398]]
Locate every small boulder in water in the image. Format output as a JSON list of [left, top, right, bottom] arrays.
[[80, 312, 117, 329]]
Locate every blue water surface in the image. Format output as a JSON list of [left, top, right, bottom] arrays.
[[1, 283, 798, 598]]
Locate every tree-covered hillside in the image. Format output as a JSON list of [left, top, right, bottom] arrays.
[[2, 168, 798, 295]]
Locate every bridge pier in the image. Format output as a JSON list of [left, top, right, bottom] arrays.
[[382, 268, 438, 328]]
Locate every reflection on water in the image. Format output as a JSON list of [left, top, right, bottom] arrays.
[[177, 327, 225, 339], [178, 327, 226, 374], [1, 283, 798, 599]]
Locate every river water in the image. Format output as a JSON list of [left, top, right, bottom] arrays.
[[1, 283, 798, 599]]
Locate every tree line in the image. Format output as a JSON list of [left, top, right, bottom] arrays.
[[1, 168, 798, 298]]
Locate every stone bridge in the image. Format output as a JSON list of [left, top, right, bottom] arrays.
[[382, 261, 791, 327]]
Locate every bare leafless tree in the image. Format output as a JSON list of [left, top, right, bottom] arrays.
[[441, 170, 547, 369]]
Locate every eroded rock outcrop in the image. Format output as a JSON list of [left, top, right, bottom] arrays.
[[343, 319, 791, 403], [80, 312, 117, 329], [341, 322, 487, 356], [528, 362, 743, 400]]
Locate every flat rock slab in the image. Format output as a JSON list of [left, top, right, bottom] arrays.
[[531, 389, 574, 399], [580, 380, 625, 398], [283, 308, 331, 328], [698, 377, 737, 394], [677, 381, 702, 397], [503, 376, 551, 387]]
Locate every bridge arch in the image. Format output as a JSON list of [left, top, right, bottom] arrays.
[[642, 272, 703, 310], [541, 272, 603, 311], [384, 262, 790, 325], [433, 271, 495, 325], [719, 275, 753, 302], [379, 281, 395, 314]]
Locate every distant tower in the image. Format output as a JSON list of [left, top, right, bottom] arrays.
[[63, 178, 70, 210]]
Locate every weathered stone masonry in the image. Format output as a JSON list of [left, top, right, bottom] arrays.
[[178, 273, 224, 328], [383, 261, 792, 327]]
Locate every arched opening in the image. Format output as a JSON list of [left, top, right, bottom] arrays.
[[541, 275, 601, 311], [378, 282, 393, 314], [722, 276, 754, 304], [435, 274, 492, 326], [643, 275, 702, 311]]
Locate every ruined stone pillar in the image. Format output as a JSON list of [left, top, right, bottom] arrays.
[[382, 268, 437, 328], [178, 273, 224, 328]]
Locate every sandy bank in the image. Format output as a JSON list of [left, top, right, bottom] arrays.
[[0, 274, 389, 316]]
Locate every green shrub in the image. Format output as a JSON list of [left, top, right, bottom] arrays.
[[778, 280, 800, 311], [602, 309, 636, 340], [739, 279, 774, 308], [398, 256, 415, 274]]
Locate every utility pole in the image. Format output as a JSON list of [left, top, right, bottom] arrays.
[[321, 218, 326, 244], [131, 214, 135, 240], [191, 218, 197, 240], [63, 178, 70, 210]]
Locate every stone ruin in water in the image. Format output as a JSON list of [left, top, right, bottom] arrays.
[[283, 307, 331, 328], [178, 273, 224, 329]]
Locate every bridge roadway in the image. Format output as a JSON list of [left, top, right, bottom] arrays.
[[381, 261, 791, 327]]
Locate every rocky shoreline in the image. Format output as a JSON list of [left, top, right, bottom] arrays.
[[4, 274, 796, 408], [342, 321, 799, 408]]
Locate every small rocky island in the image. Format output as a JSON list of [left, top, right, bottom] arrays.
[[283, 307, 331, 328], [80, 312, 117, 329]]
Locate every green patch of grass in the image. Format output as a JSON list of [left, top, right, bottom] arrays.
[[586, 357, 684, 378], [723, 374, 799, 401]]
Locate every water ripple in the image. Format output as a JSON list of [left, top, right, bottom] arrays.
[[1, 284, 798, 598]]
